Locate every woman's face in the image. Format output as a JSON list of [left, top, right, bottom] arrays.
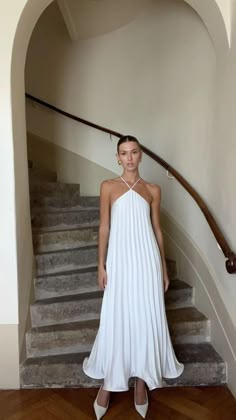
[[117, 141, 142, 171]]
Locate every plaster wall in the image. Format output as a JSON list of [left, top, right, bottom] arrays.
[[0, 325, 20, 389], [27, 132, 116, 194]]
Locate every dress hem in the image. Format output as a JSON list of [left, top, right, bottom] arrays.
[[83, 362, 184, 392]]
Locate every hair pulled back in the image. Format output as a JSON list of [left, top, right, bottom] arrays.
[[117, 135, 141, 152]]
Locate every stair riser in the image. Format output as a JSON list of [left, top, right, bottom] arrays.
[[164, 289, 192, 309], [35, 271, 98, 300], [31, 196, 99, 210], [32, 210, 99, 230], [31, 197, 81, 209], [31, 291, 193, 328], [30, 182, 80, 196], [31, 299, 102, 327], [26, 328, 98, 358], [20, 361, 226, 388], [169, 321, 210, 344], [35, 247, 98, 276], [33, 229, 98, 253], [164, 363, 226, 386], [26, 321, 210, 358]]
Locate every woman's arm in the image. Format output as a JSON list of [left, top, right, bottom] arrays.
[[150, 185, 170, 292], [98, 181, 110, 290]]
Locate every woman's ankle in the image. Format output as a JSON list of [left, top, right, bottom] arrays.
[[97, 387, 110, 407]]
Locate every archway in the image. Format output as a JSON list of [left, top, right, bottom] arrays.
[[185, 0, 230, 50], [0, 0, 230, 389]]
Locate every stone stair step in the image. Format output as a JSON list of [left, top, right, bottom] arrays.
[[30, 292, 103, 327], [165, 279, 193, 309], [35, 245, 98, 276], [34, 267, 98, 300], [29, 181, 80, 196], [34, 269, 190, 304], [20, 343, 226, 388], [30, 196, 100, 212], [26, 307, 209, 358], [26, 319, 100, 358], [31, 280, 193, 328], [165, 343, 226, 386], [31, 209, 99, 231], [33, 227, 99, 253], [167, 307, 210, 343]]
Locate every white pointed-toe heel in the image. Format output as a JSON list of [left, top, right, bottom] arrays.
[[134, 379, 149, 419], [93, 385, 110, 420]]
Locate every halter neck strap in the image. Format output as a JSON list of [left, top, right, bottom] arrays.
[[120, 176, 141, 190]]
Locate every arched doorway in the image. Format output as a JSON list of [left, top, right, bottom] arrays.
[[0, 0, 230, 389]]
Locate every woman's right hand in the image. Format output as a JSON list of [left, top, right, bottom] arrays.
[[98, 265, 107, 290]]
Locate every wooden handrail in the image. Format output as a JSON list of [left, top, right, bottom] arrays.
[[25, 93, 236, 274]]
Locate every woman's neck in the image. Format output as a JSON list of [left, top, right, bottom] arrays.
[[121, 171, 141, 184]]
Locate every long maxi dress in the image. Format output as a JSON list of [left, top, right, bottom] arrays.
[[83, 177, 184, 391]]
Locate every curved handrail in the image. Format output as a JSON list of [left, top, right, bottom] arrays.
[[25, 93, 236, 274]]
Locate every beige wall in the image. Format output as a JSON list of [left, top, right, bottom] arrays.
[[0, 325, 20, 389], [27, 132, 116, 194]]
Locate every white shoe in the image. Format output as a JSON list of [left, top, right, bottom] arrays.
[[93, 385, 110, 420], [134, 379, 149, 418]]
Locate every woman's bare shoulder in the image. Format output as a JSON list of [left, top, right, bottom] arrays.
[[100, 178, 121, 192], [142, 180, 161, 199]]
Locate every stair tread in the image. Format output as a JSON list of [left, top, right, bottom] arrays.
[[21, 343, 224, 366], [28, 307, 207, 335], [32, 222, 99, 233], [32, 278, 191, 305], [35, 242, 98, 256], [33, 226, 99, 235], [30, 181, 80, 188], [33, 290, 103, 306], [35, 265, 98, 279], [166, 307, 207, 322], [34, 261, 184, 281], [29, 318, 100, 333], [167, 279, 192, 290], [33, 226, 99, 234], [32, 208, 99, 215]]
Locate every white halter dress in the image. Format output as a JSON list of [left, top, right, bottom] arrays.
[[83, 177, 184, 391]]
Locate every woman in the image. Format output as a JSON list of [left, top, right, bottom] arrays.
[[83, 135, 184, 419]]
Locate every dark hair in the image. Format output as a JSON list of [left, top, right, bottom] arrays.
[[117, 135, 141, 152]]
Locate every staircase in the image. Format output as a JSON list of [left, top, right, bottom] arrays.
[[20, 167, 226, 388]]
